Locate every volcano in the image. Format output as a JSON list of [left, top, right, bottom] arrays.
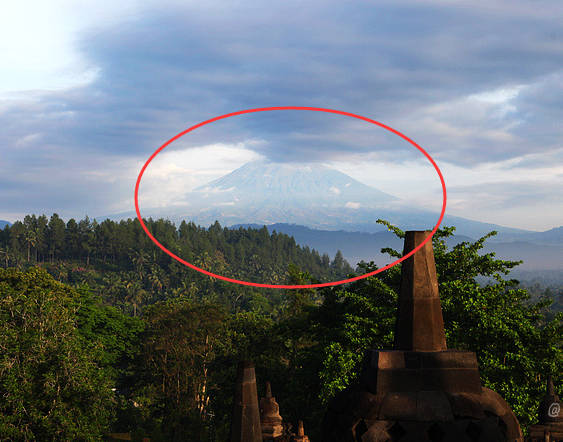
[[162, 161, 414, 231]]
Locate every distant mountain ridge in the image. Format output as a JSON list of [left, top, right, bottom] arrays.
[[101, 160, 561, 251], [233, 223, 563, 273]]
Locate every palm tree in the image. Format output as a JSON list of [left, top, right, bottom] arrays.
[[188, 281, 199, 299], [195, 252, 213, 271], [79, 269, 95, 286], [249, 254, 261, 273], [149, 266, 169, 294], [53, 262, 68, 282], [102, 273, 123, 305], [125, 279, 146, 317], [20, 229, 37, 262], [131, 250, 150, 279], [268, 266, 286, 285], [0, 246, 12, 268]]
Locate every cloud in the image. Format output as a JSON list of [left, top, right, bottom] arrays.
[[1, 0, 562, 229], [345, 202, 361, 209], [445, 179, 563, 231], [5, 1, 563, 164]]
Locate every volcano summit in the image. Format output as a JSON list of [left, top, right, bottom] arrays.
[[162, 161, 408, 231]]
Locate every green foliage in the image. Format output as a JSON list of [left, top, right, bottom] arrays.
[[0, 267, 114, 442], [0, 215, 353, 316], [433, 229, 563, 429], [72, 285, 145, 378], [134, 300, 230, 441]]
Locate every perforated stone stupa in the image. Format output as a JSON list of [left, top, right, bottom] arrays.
[[321, 231, 524, 442]]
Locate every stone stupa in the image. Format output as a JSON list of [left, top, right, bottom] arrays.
[[528, 375, 563, 441], [321, 231, 523, 442], [260, 381, 292, 441]]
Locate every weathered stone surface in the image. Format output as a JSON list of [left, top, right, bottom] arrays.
[[391, 421, 433, 441], [338, 389, 384, 420], [229, 360, 262, 442], [360, 421, 393, 442], [465, 418, 506, 442], [475, 388, 515, 418], [362, 349, 483, 395], [394, 231, 446, 352], [365, 367, 482, 395], [446, 392, 486, 420], [416, 391, 454, 422], [378, 392, 418, 421], [529, 423, 563, 441], [498, 412, 524, 441]]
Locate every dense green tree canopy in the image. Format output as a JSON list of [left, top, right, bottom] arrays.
[[0, 268, 115, 442], [0, 215, 353, 317]]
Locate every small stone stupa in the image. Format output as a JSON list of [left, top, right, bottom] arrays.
[[293, 421, 311, 442], [260, 381, 288, 441], [529, 376, 563, 441], [321, 231, 523, 442]]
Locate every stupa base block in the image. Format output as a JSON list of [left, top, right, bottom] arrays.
[[362, 349, 483, 395]]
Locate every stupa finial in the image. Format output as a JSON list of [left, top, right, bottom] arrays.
[[393, 230, 447, 351]]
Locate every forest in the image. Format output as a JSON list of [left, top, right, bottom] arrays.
[[0, 214, 354, 317], [1, 214, 563, 442]]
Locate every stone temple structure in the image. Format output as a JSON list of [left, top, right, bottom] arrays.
[[260, 381, 292, 441], [528, 376, 563, 442], [229, 360, 262, 442], [321, 231, 524, 442], [229, 360, 309, 442]]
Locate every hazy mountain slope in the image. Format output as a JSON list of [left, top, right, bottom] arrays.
[[162, 161, 404, 231], [235, 223, 563, 272], [140, 161, 540, 237], [102, 160, 560, 250], [194, 161, 399, 204], [233, 223, 472, 269], [511, 226, 563, 245]]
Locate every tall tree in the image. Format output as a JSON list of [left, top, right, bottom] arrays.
[[65, 218, 80, 260], [21, 228, 37, 262], [78, 216, 95, 266], [47, 214, 65, 262], [137, 301, 229, 441]]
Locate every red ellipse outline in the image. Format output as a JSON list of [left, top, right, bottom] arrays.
[[135, 106, 447, 289]]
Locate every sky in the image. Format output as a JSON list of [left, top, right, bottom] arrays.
[[2, 0, 562, 231]]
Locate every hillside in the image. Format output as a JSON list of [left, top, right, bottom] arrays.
[[232, 223, 563, 275], [0, 215, 355, 316]]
